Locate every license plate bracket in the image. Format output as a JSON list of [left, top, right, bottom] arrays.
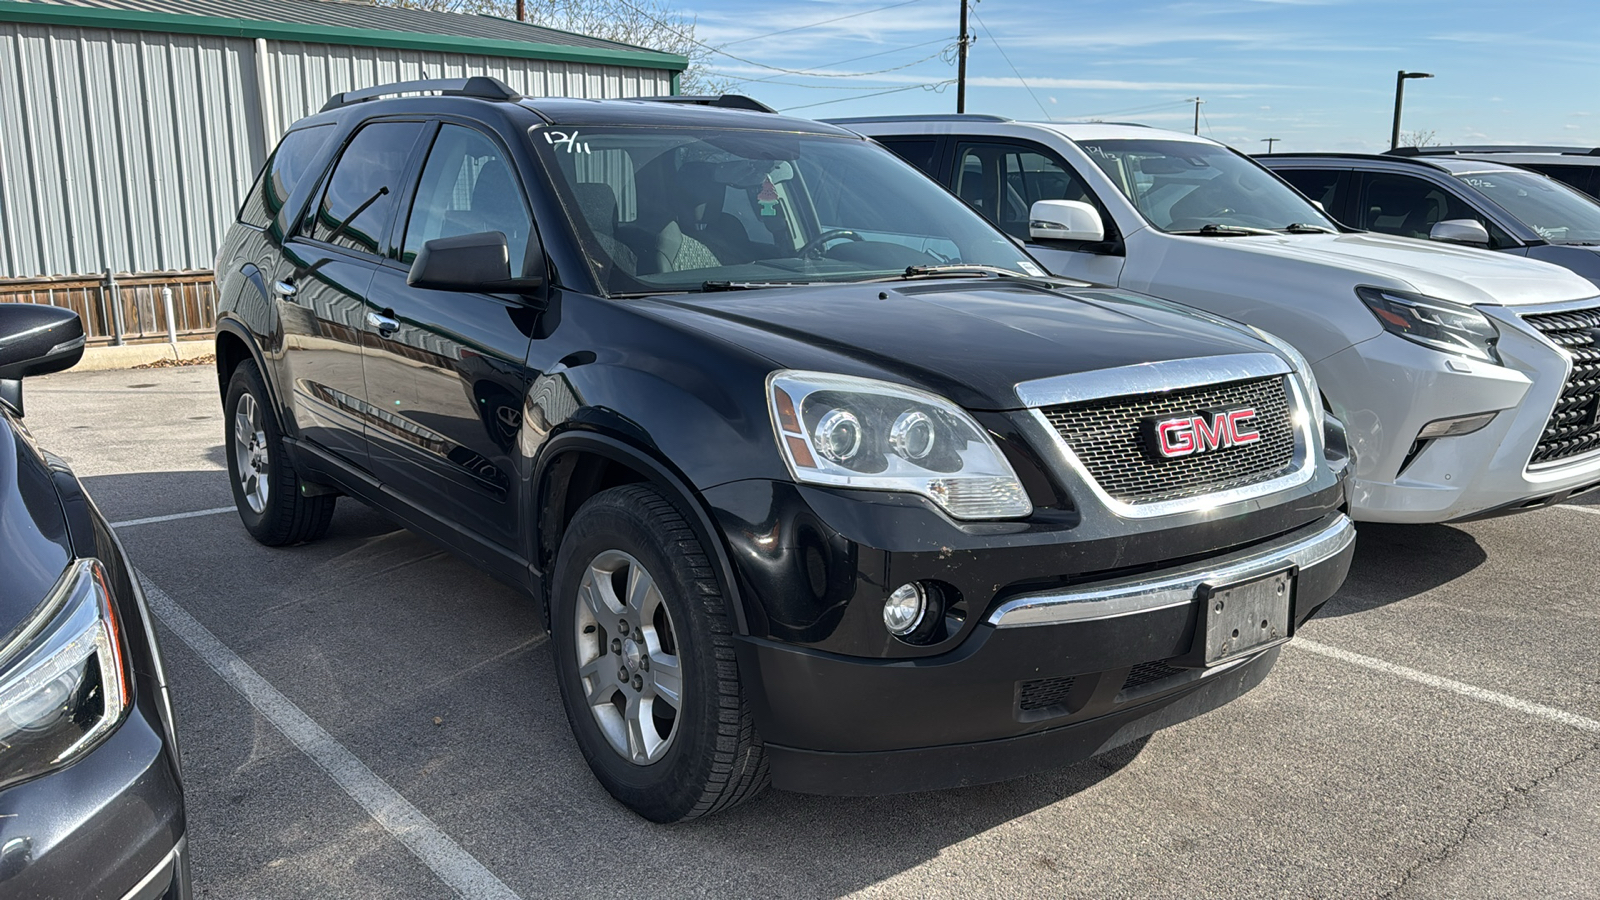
[[1198, 569, 1293, 665]]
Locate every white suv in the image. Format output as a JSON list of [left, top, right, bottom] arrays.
[[834, 116, 1600, 523]]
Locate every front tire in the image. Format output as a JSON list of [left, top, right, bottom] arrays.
[[551, 484, 768, 822], [224, 360, 336, 546]]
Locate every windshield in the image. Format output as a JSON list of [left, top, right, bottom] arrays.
[[1457, 170, 1600, 245], [1075, 138, 1337, 234], [533, 126, 1036, 294]]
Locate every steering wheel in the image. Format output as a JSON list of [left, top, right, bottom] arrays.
[[799, 229, 864, 260]]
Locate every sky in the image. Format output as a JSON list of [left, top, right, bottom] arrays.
[[675, 0, 1600, 153]]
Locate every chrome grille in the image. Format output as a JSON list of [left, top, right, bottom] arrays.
[[1524, 307, 1600, 465], [1040, 376, 1297, 504]]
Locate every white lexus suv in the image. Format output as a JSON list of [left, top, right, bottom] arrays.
[[835, 116, 1600, 523]]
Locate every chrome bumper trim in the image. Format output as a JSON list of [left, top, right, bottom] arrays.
[[987, 514, 1355, 628], [121, 837, 185, 900]]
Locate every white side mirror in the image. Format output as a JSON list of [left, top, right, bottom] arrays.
[[1430, 219, 1490, 247], [1029, 200, 1105, 243]]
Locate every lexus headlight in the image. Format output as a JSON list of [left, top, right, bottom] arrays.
[[1248, 325, 1324, 433], [0, 559, 132, 791], [1357, 287, 1501, 364], [768, 371, 1032, 519]]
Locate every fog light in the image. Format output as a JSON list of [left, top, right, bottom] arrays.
[[883, 583, 927, 636], [1417, 412, 1497, 440]]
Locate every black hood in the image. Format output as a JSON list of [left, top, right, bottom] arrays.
[[0, 415, 72, 648], [636, 280, 1276, 410]]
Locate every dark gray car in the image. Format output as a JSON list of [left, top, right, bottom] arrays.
[[1260, 153, 1600, 288]]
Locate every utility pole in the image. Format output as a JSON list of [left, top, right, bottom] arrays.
[[957, 0, 970, 113], [1262, 137, 1280, 154], [1390, 70, 1433, 150], [515, 0, 525, 21], [1189, 97, 1204, 135]]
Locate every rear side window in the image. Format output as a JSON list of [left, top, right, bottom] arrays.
[[876, 138, 939, 178], [402, 125, 535, 275], [1525, 163, 1598, 200], [1277, 168, 1345, 217], [307, 121, 426, 256], [238, 125, 334, 229]]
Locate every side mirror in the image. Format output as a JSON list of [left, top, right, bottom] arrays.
[[407, 232, 543, 294], [1430, 219, 1490, 247], [1029, 200, 1105, 244], [0, 303, 86, 417]]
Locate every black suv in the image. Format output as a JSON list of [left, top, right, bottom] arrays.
[[213, 78, 1355, 822]]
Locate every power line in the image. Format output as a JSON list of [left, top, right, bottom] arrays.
[[719, 0, 928, 48], [780, 80, 956, 113], [971, 8, 1051, 121], [713, 44, 953, 85], [723, 36, 957, 86], [1062, 99, 1190, 120], [611, 0, 948, 79]]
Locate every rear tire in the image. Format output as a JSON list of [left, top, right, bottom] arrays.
[[224, 360, 336, 546], [551, 484, 768, 822]]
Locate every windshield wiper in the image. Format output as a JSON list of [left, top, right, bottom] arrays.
[[1282, 222, 1336, 234], [885, 264, 1031, 281], [699, 281, 817, 292], [1169, 223, 1278, 237]]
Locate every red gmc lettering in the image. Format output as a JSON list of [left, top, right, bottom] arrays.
[[1154, 408, 1261, 458]]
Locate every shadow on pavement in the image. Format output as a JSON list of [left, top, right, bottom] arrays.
[[1316, 522, 1487, 618], [97, 469, 1155, 899]]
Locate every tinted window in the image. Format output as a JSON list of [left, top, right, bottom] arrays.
[[1457, 170, 1600, 244], [238, 125, 334, 229], [403, 125, 535, 275], [1277, 168, 1344, 216], [1359, 172, 1513, 248], [308, 121, 425, 256], [1524, 163, 1598, 200], [876, 138, 939, 177], [955, 142, 1096, 239]]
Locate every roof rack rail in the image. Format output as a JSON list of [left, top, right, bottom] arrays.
[[823, 114, 1013, 125], [1387, 144, 1600, 157], [321, 76, 522, 112], [634, 94, 776, 113]]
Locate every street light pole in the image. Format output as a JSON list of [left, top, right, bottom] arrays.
[[1390, 70, 1433, 150], [957, 0, 970, 113], [1262, 137, 1280, 154]]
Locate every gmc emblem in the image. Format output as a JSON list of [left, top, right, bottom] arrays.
[[1144, 407, 1261, 459]]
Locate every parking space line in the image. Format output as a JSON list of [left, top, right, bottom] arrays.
[[138, 573, 524, 900], [1558, 504, 1600, 517], [111, 507, 236, 528], [1293, 638, 1600, 735]]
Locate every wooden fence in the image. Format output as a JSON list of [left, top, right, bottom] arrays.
[[0, 271, 216, 346]]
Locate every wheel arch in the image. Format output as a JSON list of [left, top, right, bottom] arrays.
[[533, 429, 750, 636]]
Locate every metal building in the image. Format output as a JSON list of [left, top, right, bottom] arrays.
[[0, 0, 685, 340]]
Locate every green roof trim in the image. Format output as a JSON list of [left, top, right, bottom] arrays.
[[0, 1, 688, 71]]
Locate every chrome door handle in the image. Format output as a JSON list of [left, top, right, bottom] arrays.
[[272, 279, 297, 297], [366, 311, 401, 336]]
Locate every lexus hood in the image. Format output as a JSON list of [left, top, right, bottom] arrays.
[[637, 279, 1283, 411], [1212, 231, 1599, 307]]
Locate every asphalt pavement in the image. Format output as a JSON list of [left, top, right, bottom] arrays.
[[21, 365, 1600, 899]]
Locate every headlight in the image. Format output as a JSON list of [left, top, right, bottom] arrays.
[[1357, 286, 1501, 364], [1247, 325, 1324, 433], [768, 371, 1032, 519], [0, 559, 132, 791]]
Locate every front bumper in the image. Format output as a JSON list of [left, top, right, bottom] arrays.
[[0, 678, 189, 900], [1321, 318, 1600, 523], [738, 513, 1355, 795]]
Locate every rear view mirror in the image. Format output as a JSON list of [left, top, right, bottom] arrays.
[[407, 232, 543, 294], [1029, 200, 1106, 244], [0, 303, 86, 416], [1430, 219, 1490, 247]]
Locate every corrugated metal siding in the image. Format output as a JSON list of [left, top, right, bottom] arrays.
[[0, 22, 671, 279]]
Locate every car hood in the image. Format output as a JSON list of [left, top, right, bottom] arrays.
[[0, 415, 73, 650], [1212, 231, 1599, 306], [635, 279, 1279, 411]]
